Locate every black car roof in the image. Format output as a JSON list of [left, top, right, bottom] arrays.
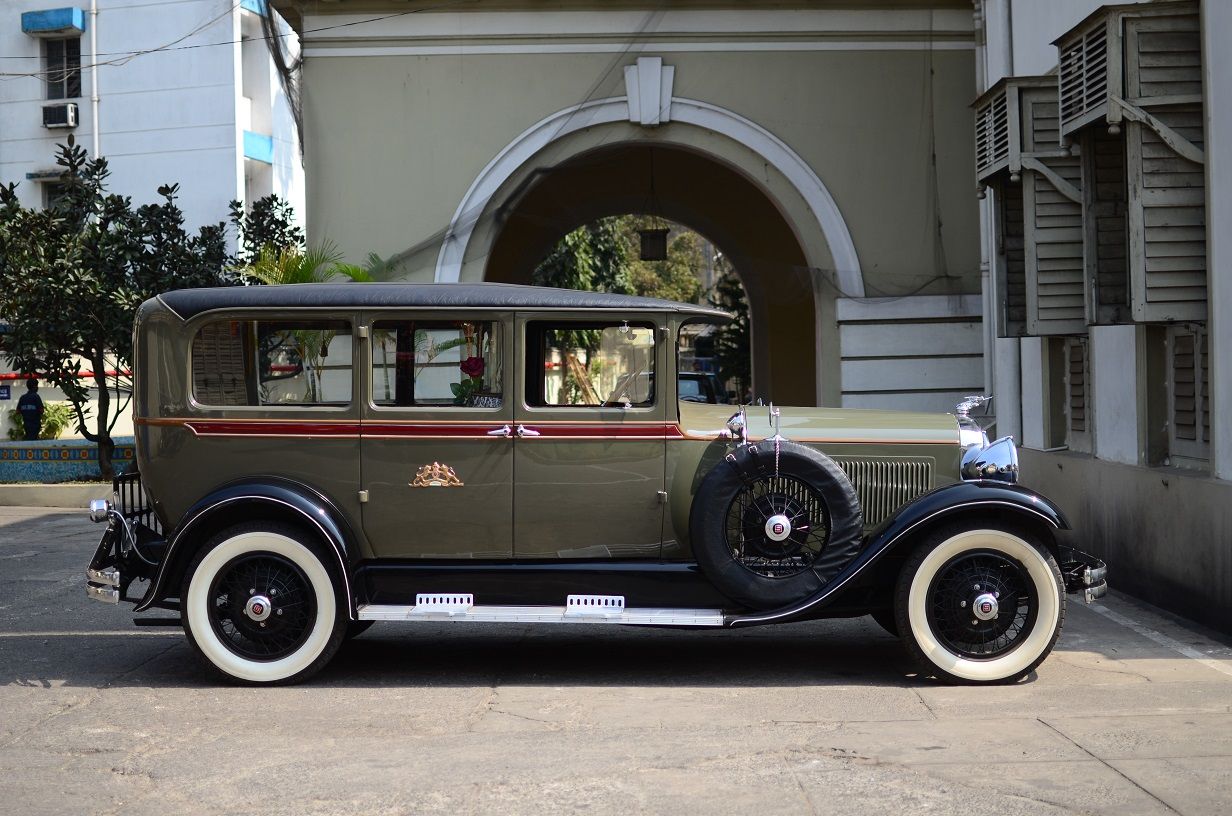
[[158, 282, 732, 321]]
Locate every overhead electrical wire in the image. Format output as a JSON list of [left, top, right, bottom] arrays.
[[0, 0, 479, 79]]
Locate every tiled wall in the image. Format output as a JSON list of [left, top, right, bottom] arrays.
[[0, 437, 136, 483]]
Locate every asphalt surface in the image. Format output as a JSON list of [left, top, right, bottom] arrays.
[[1, 505, 1231, 816]]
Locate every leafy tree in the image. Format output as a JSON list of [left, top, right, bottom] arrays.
[[229, 194, 304, 264], [709, 265, 751, 400], [0, 138, 237, 477], [625, 224, 704, 304], [532, 219, 631, 294]]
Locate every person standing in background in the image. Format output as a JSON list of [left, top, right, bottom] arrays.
[[17, 378, 44, 441]]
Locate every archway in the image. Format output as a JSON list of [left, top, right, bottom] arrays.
[[482, 143, 818, 405]]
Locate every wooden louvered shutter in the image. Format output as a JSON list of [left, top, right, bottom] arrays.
[[997, 180, 1027, 337], [1166, 324, 1209, 463], [192, 321, 252, 406], [1021, 87, 1085, 335], [1124, 12, 1207, 322], [1083, 128, 1131, 323], [1063, 337, 1092, 453]]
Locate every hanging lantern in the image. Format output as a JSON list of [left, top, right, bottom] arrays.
[[638, 228, 669, 261]]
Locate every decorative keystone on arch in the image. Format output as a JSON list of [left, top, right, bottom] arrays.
[[624, 57, 675, 127]]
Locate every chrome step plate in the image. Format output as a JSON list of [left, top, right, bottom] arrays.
[[357, 601, 724, 627]]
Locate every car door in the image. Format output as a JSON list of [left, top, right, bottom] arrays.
[[512, 312, 668, 559], [358, 311, 515, 558]]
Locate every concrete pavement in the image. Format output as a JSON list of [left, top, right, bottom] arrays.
[[1, 505, 1230, 816]]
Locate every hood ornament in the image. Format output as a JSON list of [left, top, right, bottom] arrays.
[[955, 394, 991, 420], [410, 462, 464, 488]]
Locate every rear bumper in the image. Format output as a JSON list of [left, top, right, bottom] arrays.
[[1060, 547, 1108, 603]]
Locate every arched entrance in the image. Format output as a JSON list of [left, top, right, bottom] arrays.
[[481, 143, 818, 405]]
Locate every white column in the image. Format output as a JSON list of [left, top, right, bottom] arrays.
[[1203, 0, 1232, 480], [1019, 336, 1048, 449], [1090, 325, 1141, 465], [994, 337, 1021, 441]]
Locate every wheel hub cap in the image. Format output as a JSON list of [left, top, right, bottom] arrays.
[[972, 592, 999, 621], [245, 594, 273, 622], [764, 514, 792, 542]]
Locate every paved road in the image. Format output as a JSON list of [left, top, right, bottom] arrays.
[[1, 506, 1231, 816]]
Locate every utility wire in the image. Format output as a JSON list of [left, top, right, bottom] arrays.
[[0, 0, 479, 78]]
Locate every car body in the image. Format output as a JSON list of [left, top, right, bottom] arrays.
[[86, 283, 1107, 684]]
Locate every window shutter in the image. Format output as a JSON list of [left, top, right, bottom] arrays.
[[975, 77, 1083, 336], [1056, 2, 1206, 325], [1123, 11, 1206, 322], [1166, 324, 1209, 464], [975, 87, 1011, 182], [996, 180, 1027, 337], [1058, 17, 1112, 138], [1020, 87, 1085, 335], [1062, 337, 1092, 453], [1083, 129, 1131, 323]]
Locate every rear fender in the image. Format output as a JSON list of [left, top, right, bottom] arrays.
[[726, 481, 1069, 627], [134, 478, 360, 616]]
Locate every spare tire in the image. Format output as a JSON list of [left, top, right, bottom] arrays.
[[689, 440, 863, 610]]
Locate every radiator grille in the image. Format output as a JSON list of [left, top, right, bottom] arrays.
[[113, 470, 162, 534], [834, 457, 934, 528]]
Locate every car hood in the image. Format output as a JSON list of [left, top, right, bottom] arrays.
[[677, 401, 961, 446]]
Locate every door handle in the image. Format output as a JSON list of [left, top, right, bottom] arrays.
[[515, 424, 541, 438], [486, 424, 513, 438]]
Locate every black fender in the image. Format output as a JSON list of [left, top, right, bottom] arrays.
[[135, 477, 362, 616], [725, 480, 1069, 627]]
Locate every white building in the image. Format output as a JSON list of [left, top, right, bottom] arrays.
[[973, 0, 1230, 631], [0, 0, 304, 233], [0, 0, 304, 440]]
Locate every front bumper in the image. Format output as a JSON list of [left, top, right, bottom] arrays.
[[86, 526, 123, 604], [1060, 547, 1108, 603]]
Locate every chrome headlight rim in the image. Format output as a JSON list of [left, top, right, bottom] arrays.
[[961, 436, 1020, 484]]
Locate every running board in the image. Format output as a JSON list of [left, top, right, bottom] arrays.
[[357, 593, 724, 627]]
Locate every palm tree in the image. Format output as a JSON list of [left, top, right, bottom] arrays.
[[234, 241, 373, 285]]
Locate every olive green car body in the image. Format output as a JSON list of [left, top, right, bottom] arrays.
[[129, 290, 963, 566]]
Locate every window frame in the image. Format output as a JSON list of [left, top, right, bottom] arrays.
[[43, 37, 81, 100], [186, 313, 358, 413], [522, 318, 659, 410], [366, 315, 507, 413], [1165, 323, 1210, 467]]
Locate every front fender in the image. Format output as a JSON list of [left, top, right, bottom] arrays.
[[135, 477, 360, 615], [726, 481, 1069, 627]]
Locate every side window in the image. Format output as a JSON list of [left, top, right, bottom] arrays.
[[371, 320, 502, 408], [191, 319, 353, 407], [526, 321, 656, 408]]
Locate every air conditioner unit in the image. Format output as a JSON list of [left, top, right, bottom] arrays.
[[42, 102, 78, 129]]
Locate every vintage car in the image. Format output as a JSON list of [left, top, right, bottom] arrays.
[[85, 283, 1106, 685]]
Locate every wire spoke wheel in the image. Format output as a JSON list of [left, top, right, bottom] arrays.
[[924, 549, 1037, 660], [207, 552, 317, 662], [722, 474, 831, 578]]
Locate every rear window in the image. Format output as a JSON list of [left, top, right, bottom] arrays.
[[191, 319, 353, 407]]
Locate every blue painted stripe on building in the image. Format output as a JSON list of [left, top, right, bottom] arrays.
[[243, 130, 274, 164], [240, 0, 268, 16], [21, 8, 86, 35]]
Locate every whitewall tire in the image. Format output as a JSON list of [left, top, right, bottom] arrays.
[[894, 526, 1064, 684], [181, 524, 347, 684]]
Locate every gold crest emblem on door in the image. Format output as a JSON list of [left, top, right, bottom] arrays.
[[410, 462, 464, 488]]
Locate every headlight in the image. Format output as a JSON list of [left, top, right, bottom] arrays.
[[961, 436, 1019, 483], [87, 498, 112, 523]]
